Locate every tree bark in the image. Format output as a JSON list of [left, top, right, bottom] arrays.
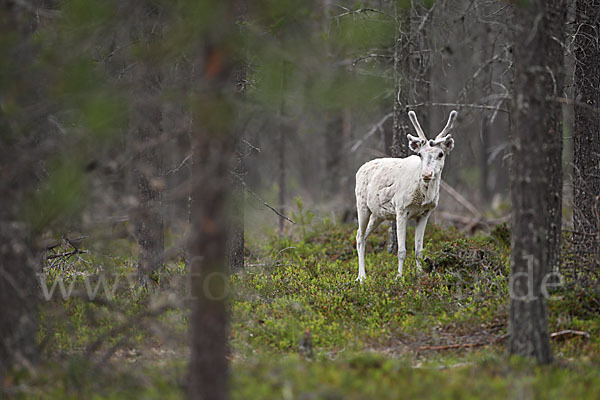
[[388, 5, 411, 254], [324, 114, 344, 197], [188, 135, 232, 400], [0, 0, 41, 377], [545, 1, 567, 273], [228, 140, 245, 272], [508, 0, 563, 364], [0, 224, 38, 377], [227, 22, 247, 272], [135, 95, 164, 285], [187, 7, 237, 399], [573, 0, 600, 259], [133, 6, 164, 286], [278, 62, 287, 237]]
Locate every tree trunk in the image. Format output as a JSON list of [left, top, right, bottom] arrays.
[[481, 116, 490, 202], [545, 2, 567, 273], [134, 7, 165, 286], [278, 62, 287, 237], [135, 96, 164, 285], [324, 114, 344, 197], [573, 0, 600, 259], [508, 0, 563, 364], [228, 143, 245, 272], [0, 0, 41, 377], [187, 8, 237, 400], [0, 224, 38, 377], [227, 37, 247, 272], [188, 136, 232, 400], [388, 5, 411, 254]]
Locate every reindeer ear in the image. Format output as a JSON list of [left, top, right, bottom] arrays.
[[407, 134, 425, 153], [429, 134, 455, 153], [442, 136, 454, 152]]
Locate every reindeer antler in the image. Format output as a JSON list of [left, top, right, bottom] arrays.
[[435, 110, 457, 140], [408, 111, 427, 140]]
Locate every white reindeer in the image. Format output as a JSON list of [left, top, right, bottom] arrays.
[[355, 110, 457, 282]]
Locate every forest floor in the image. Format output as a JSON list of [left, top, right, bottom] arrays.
[[4, 220, 600, 399]]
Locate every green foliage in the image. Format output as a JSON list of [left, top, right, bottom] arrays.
[[230, 222, 511, 355], [329, 12, 394, 52], [290, 196, 315, 240], [60, 0, 114, 32], [7, 222, 600, 398], [231, 354, 600, 400], [490, 222, 511, 248]]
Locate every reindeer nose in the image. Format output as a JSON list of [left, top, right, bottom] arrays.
[[422, 171, 433, 181]]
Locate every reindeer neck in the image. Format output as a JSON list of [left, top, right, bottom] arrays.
[[418, 176, 441, 205]]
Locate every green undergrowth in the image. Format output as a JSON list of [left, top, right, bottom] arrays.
[[231, 353, 600, 400], [232, 221, 511, 356], [37, 246, 189, 356], [5, 221, 600, 399]]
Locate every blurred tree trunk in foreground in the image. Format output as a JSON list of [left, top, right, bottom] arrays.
[[187, 2, 238, 398], [573, 0, 600, 260], [508, 0, 561, 364], [0, 0, 42, 377]]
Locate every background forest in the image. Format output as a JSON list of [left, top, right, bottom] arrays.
[[1, 0, 599, 399]]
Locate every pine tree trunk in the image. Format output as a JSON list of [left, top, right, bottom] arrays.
[[388, 6, 411, 254], [134, 7, 164, 286], [0, 0, 41, 376], [324, 114, 344, 197], [0, 224, 38, 376], [481, 116, 490, 202], [228, 150, 245, 272], [135, 99, 164, 285], [187, 53, 236, 400], [573, 0, 600, 259], [508, 0, 563, 364], [227, 48, 247, 272], [278, 62, 287, 237], [188, 139, 231, 400], [545, 1, 567, 273]]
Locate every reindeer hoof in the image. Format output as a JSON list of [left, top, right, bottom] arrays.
[[356, 276, 365, 283]]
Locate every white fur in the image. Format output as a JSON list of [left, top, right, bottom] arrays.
[[355, 111, 457, 282]]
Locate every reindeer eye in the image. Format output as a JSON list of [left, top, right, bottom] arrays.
[[438, 152, 444, 159], [417, 153, 422, 158]]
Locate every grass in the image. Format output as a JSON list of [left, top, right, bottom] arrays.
[[4, 219, 600, 399]]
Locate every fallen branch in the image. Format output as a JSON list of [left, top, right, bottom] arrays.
[[417, 342, 487, 351], [417, 333, 507, 352], [46, 248, 88, 260], [550, 330, 590, 340]]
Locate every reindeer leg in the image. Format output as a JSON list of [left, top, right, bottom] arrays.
[[414, 210, 432, 273], [357, 213, 383, 282], [356, 207, 370, 282], [396, 212, 408, 278]]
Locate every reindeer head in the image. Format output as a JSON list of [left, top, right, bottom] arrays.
[[406, 110, 457, 183]]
